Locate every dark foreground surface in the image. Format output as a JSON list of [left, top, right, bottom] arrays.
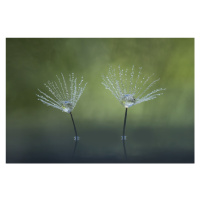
[[6, 124, 194, 163]]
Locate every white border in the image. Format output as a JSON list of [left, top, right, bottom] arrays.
[[1, 1, 199, 200]]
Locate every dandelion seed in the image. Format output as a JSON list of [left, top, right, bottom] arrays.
[[37, 73, 87, 113], [102, 66, 165, 108], [102, 66, 166, 160], [36, 73, 87, 141]]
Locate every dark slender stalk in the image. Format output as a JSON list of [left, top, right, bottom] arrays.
[[123, 108, 128, 138], [70, 112, 78, 160], [122, 108, 128, 160], [72, 140, 78, 160], [70, 112, 78, 139], [123, 139, 127, 160]]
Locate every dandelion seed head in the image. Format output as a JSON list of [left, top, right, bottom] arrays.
[[102, 66, 165, 108], [37, 73, 87, 113]]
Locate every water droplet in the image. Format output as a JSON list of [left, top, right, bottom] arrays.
[[120, 94, 136, 108], [74, 136, 80, 141], [121, 136, 127, 140], [62, 101, 73, 113]]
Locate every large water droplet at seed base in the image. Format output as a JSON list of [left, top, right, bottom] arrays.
[[121, 94, 136, 108], [62, 101, 73, 113]]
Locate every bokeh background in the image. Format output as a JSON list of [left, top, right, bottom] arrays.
[[6, 38, 194, 163]]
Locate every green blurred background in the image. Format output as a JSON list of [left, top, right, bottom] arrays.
[[6, 38, 194, 163]]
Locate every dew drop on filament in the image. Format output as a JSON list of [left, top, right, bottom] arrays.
[[120, 94, 136, 108], [62, 101, 73, 113]]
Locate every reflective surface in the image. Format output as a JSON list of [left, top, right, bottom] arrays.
[[6, 121, 194, 163]]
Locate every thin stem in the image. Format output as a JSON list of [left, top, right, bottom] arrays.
[[123, 108, 128, 138], [122, 108, 128, 160], [70, 112, 78, 139], [70, 112, 78, 161], [72, 140, 78, 161], [123, 139, 127, 160]]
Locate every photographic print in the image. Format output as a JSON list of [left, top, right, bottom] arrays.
[[6, 38, 194, 163]]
